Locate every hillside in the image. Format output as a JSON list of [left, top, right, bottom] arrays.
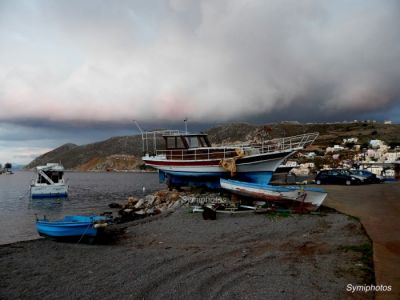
[[25, 136, 144, 170], [207, 122, 400, 148], [26, 122, 400, 170], [25, 143, 78, 168]]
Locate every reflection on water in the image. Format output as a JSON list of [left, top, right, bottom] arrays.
[[28, 197, 65, 212], [0, 171, 164, 244]]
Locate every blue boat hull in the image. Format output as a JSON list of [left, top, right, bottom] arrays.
[[36, 216, 109, 238], [31, 193, 68, 199], [36, 222, 97, 237], [159, 170, 273, 189]]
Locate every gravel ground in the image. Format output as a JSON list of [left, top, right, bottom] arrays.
[[0, 209, 372, 300]]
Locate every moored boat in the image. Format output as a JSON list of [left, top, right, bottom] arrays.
[[220, 178, 327, 211], [36, 215, 111, 239], [140, 129, 318, 188], [30, 163, 68, 198]]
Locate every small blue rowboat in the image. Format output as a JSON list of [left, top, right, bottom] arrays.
[[36, 215, 112, 239]]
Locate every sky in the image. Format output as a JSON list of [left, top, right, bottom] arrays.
[[1, 0, 400, 164]]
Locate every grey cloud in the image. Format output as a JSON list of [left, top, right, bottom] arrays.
[[0, 0, 399, 124]]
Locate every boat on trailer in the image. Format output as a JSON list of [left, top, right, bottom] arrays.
[[36, 215, 111, 240], [220, 178, 327, 211], [30, 163, 68, 198], [138, 125, 318, 188]]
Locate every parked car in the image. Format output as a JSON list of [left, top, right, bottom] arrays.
[[315, 169, 363, 185], [349, 169, 383, 183]]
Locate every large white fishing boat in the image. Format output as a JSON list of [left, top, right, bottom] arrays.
[[30, 163, 68, 198], [139, 126, 318, 188]]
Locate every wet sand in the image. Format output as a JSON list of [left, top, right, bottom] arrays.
[[0, 208, 371, 299], [324, 182, 400, 300]]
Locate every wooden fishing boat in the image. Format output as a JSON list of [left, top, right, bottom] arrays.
[[139, 127, 318, 188], [36, 215, 111, 239], [220, 178, 327, 211]]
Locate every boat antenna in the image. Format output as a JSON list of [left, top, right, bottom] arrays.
[[184, 118, 188, 134]]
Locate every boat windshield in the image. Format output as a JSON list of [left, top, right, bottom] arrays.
[[50, 171, 63, 183], [186, 136, 199, 148], [166, 136, 186, 149], [164, 134, 211, 150], [38, 171, 63, 184]]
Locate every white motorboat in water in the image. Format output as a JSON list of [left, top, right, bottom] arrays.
[[30, 163, 68, 198]]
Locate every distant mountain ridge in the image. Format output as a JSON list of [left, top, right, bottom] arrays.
[[25, 143, 78, 168], [25, 122, 400, 171], [25, 136, 143, 170]]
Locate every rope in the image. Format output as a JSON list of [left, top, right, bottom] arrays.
[[219, 148, 245, 176], [76, 220, 94, 244]]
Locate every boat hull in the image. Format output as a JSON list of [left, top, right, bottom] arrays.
[[220, 179, 327, 211], [145, 150, 294, 188], [36, 216, 109, 238], [144, 151, 292, 173], [160, 170, 274, 189], [36, 222, 97, 237], [31, 184, 68, 199]]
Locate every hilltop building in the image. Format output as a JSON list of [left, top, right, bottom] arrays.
[[343, 138, 358, 144], [370, 140, 384, 149]]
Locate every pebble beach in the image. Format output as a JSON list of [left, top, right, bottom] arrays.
[[1, 203, 373, 299]]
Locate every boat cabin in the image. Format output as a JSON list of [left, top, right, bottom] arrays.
[[163, 133, 211, 150], [37, 170, 64, 184], [35, 163, 65, 185], [160, 133, 238, 160]]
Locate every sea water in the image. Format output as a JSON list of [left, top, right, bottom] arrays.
[[0, 171, 164, 245]]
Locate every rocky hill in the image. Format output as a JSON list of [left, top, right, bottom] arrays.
[[207, 122, 400, 148], [26, 122, 400, 170], [25, 143, 79, 168], [25, 136, 144, 171]]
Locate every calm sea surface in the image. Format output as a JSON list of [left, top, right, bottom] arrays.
[[0, 171, 164, 245]]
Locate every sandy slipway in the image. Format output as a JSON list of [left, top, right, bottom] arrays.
[[0, 208, 372, 300]]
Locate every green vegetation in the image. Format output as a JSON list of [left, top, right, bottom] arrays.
[[347, 215, 360, 222], [265, 210, 292, 219], [338, 242, 374, 283], [139, 164, 155, 171]]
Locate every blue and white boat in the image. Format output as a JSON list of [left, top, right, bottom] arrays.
[[220, 178, 327, 211], [140, 127, 319, 188], [30, 163, 68, 198], [36, 215, 111, 239]]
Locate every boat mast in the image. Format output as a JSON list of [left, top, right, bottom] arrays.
[[184, 118, 188, 134], [134, 120, 145, 154]]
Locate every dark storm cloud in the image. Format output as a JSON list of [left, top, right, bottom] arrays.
[[1, 0, 400, 163], [0, 0, 399, 124]]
